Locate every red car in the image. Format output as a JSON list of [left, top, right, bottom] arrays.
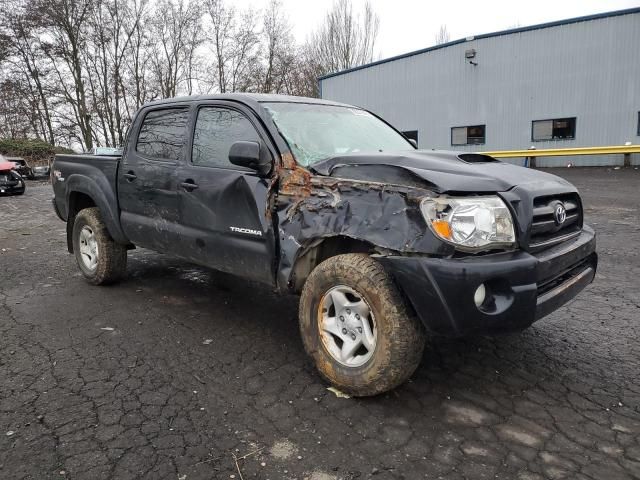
[[0, 161, 26, 195]]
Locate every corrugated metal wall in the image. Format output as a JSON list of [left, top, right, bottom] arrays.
[[320, 12, 640, 167]]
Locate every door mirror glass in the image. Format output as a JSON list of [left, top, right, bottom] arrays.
[[229, 141, 271, 175]]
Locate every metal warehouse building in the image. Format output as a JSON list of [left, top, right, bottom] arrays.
[[319, 7, 640, 167]]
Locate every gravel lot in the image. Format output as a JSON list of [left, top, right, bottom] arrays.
[[1, 168, 639, 480]]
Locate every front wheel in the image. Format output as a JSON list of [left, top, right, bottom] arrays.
[[72, 207, 127, 285], [299, 254, 426, 397]]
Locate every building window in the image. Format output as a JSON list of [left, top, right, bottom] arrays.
[[451, 125, 485, 146], [532, 117, 576, 141], [402, 130, 418, 145], [637, 112, 640, 136]]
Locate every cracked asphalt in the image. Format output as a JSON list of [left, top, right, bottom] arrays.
[[1, 168, 639, 480]]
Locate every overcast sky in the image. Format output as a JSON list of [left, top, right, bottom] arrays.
[[235, 0, 639, 58]]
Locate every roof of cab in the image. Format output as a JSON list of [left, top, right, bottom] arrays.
[[143, 93, 355, 109]]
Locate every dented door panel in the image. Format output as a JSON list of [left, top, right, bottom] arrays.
[[176, 102, 278, 285], [177, 166, 275, 285]]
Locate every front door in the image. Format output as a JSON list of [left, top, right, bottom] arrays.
[[118, 106, 190, 253], [176, 104, 276, 285]]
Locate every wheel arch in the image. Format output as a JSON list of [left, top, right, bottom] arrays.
[[65, 176, 128, 252], [288, 235, 379, 293]]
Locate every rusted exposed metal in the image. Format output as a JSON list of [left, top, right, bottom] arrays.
[[277, 151, 312, 198]]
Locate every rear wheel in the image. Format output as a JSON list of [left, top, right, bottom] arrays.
[[299, 254, 426, 397], [72, 207, 127, 285]]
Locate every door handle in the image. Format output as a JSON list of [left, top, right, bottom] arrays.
[[181, 181, 199, 191], [123, 171, 137, 181]]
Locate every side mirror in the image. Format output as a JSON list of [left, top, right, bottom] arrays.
[[229, 141, 271, 175], [408, 138, 418, 148]]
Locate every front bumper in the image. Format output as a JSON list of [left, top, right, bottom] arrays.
[[379, 226, 597, 337], [0, 180, 25, 195]]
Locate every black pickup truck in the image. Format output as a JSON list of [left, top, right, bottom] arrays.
[[52, 94, 597, 396]]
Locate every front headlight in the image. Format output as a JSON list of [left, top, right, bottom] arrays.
[[420, 195, 516, 250]]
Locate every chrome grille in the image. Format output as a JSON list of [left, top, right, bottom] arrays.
[[529, 193, 582, 248]]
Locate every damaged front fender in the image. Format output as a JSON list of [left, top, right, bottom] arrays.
[[274, 155, 453, 291]]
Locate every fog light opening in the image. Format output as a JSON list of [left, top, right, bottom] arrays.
[[474, 283, 487, 308]]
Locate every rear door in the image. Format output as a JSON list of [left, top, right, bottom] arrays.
[[118, 105, 191, 253], [176, 102, 276, 285]]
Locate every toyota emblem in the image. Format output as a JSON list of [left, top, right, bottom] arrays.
[[554, 203, 567, 225]]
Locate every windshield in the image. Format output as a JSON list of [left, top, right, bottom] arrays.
[[263, 102, 414, 166]]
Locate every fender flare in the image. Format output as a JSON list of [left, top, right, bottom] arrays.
[[65, 174, 128, 245]]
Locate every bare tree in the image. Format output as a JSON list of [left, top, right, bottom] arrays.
[[306, 0, 379, 73], [0, 34, 8, 64], [149, 0, 204, 99], [260, 0, 296, 94], [0, 0, 56, 144], [435, 24, 450, 45], [0, 0, 383, 147], [83, 0, 148, 146], [36, 0, 95, 150], [280, 44, 324, 97], [205, 0, 260, 93], [0, 80, 38, 139], [300, 0, 379, 96], [125, 0, 154, 110], [206, 0, 233, 93]]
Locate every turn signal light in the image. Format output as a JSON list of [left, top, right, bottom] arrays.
[[431, 220, 452, 239]]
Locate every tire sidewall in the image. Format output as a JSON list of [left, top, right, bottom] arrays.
[[300, 258, 399, 392], [72, 208, 122, 284], [71, 208, 126, 285], [72, 211, 99, 280]]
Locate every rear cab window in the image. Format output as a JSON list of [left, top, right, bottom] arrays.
[[136, 108, 190, 160]]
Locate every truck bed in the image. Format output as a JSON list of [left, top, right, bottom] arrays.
[[52, 153, 129, 247], [52, 154, 121, 220]]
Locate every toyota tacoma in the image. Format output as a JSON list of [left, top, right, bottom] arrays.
[[51, 94, 597, 396]]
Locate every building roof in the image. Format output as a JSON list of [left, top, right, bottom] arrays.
[[318, 6, 640, 82]]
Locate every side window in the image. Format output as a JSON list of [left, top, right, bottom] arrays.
[[136, 108, 189, 160], [192, 107, 260, 168]]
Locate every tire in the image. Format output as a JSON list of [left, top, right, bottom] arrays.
[[72, 207, 127, 285], [299, 253, 426, 397]]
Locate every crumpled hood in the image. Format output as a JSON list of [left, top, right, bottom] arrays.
[[310, 150, 573, 193]]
